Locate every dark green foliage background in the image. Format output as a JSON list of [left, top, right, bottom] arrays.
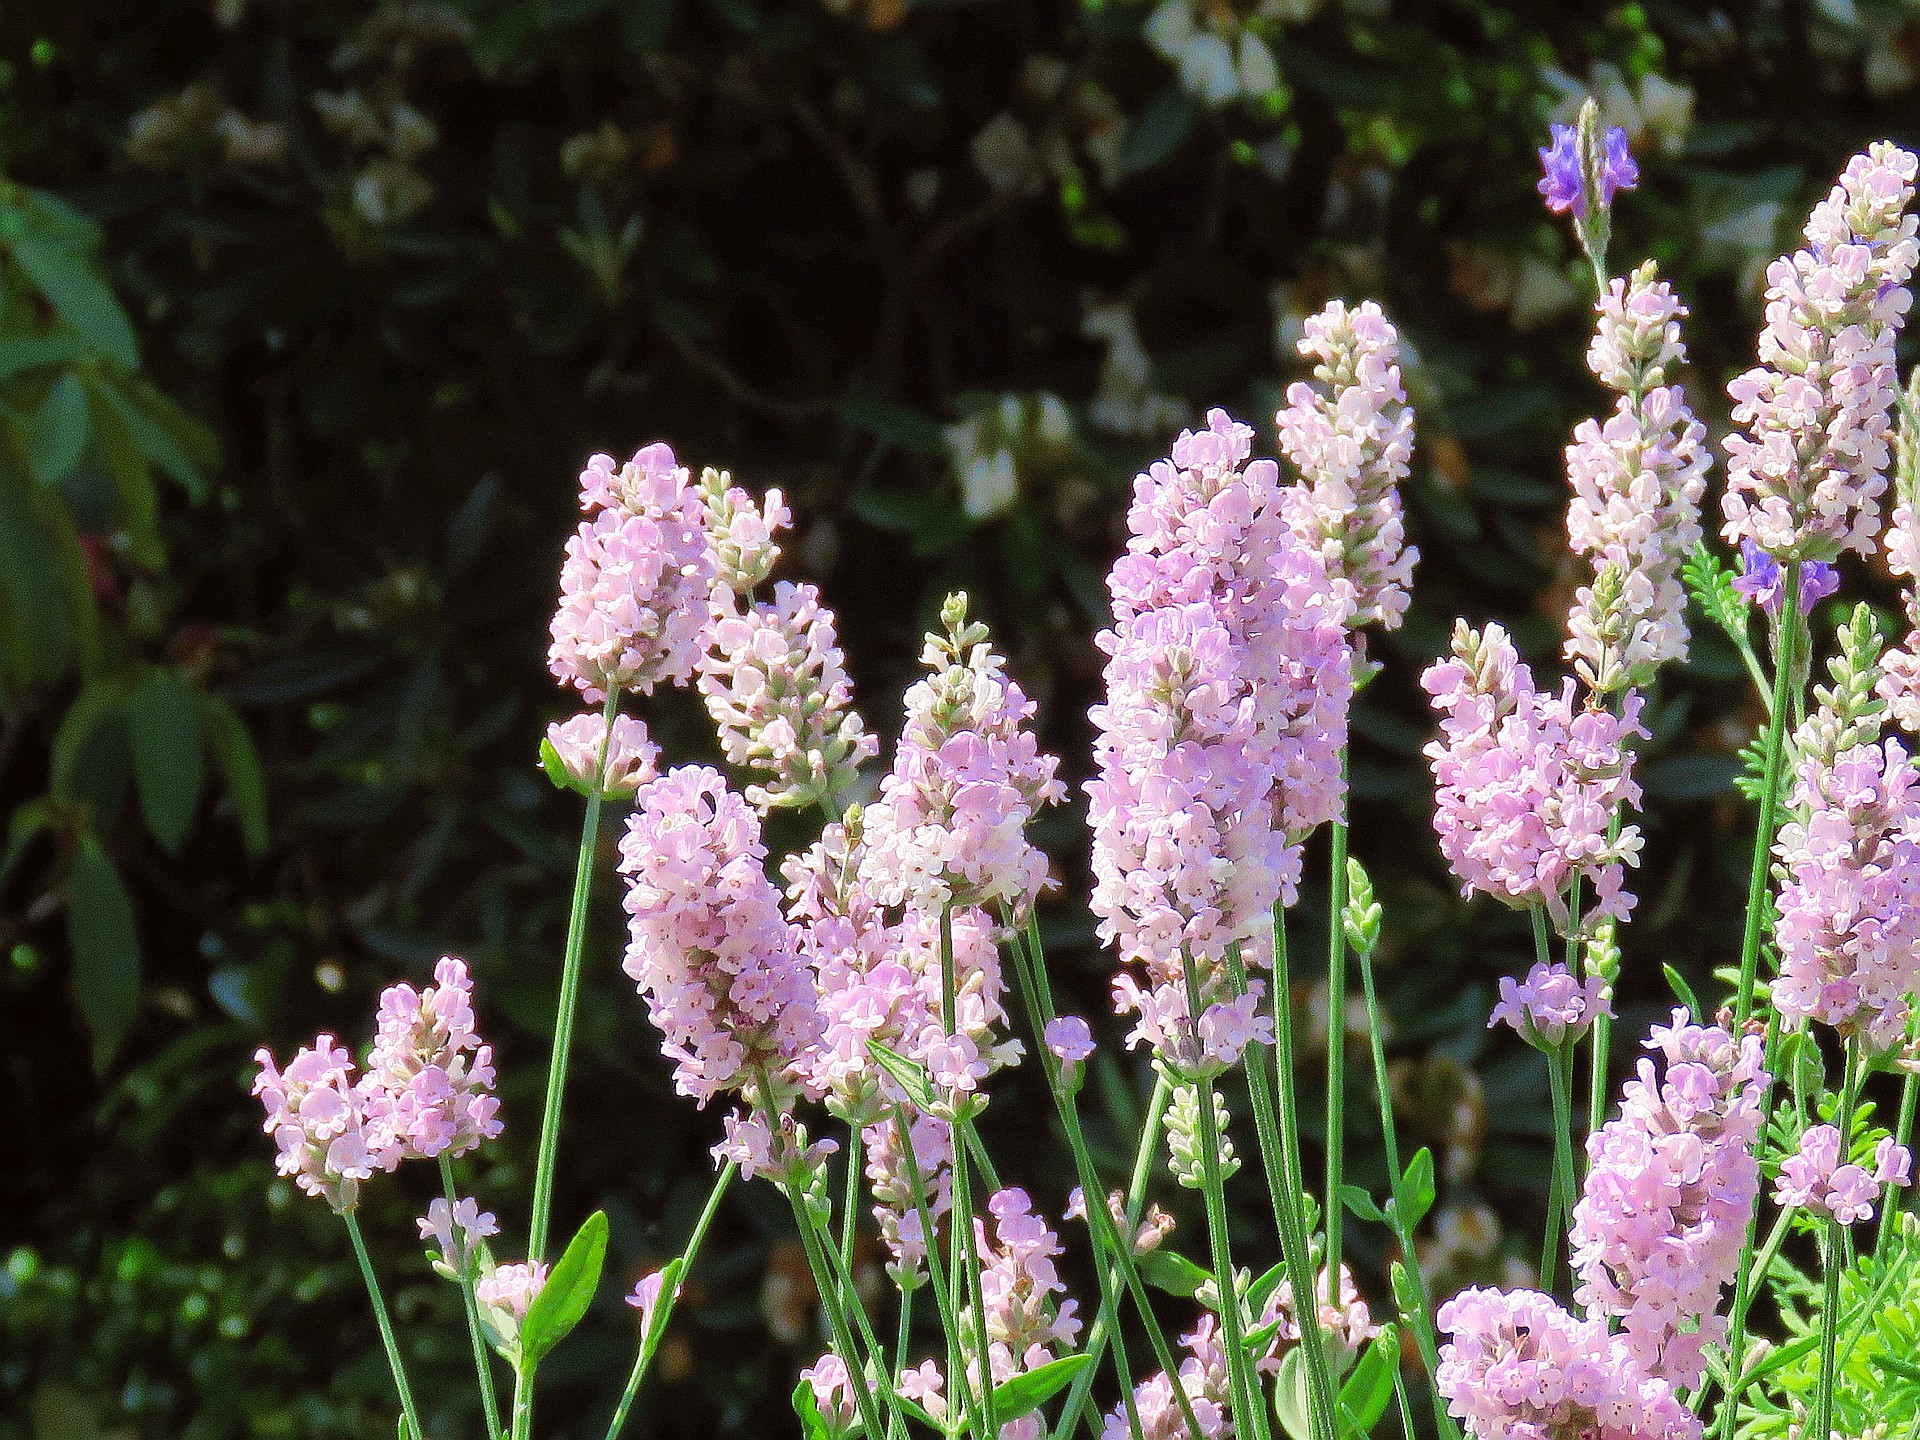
[[4, 0, 1918, 1435]]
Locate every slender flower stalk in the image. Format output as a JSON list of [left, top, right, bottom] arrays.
[[439, 1157, 504, 1439], [344, 1211, 427, 1440]]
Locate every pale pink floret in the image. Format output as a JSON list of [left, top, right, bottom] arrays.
[[1424, 622, 1645, 934], [965, 1188, 1082, 1408], [1570, 1012, 1767, 1390], [477, 1260, 548, 1329], [418, 1196, 498, 1271], [1564, 264, 1708, 691], [1776, 1123, 1912, 1226], [1436, 1286, 1702, 1440], [618, 765, 822, 1106], [253, 1034, 391, 1213], [1773, 738, 1920, 1052], [1255, 1263, 1380, 1372], [1490, 961, 1612, 1049], [1102, 1317, 1231, 1440], [863, 1108, 954, 1286], [1721, 143, 1919, 562], [361, 957, 503, 1162], [1044, 1015, 1096, 1065], [1089, 409, 1351, 1071], [1878, 498, 1920, 729], [544, 711, 659, 797], [549, 444, 716, 700], [1277, 299, 1419, 631], [697, 468, 791, 595], [860, 601, 1065, 916], [698, 582, 876, 812]]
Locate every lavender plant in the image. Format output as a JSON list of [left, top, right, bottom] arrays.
[[251, 105, 1920, 1440]]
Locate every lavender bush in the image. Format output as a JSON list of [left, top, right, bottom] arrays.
[[252, 107, 1920, 1440]]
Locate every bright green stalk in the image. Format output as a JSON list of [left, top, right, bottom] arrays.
[[1353, 930, 1452, 1438], [1325, 795, 1351, 1310], [1715, 1009, 1786, 1440], [1880, 1068, 1919, 1258], [1191, 1067, 1266, 1440], [1531, 907, 1579, 1290], [343, 1210, 427, 1440], [892, 1103, 984, 1440], [840, 1124, 864, 1271], [1225, 928, 1338, 1440], [604, 1164, 734, 1440], [790, 1193, 897, 1440], [1812, 1219, 1843, 1440], [439, 1155, 504, 1439], [939, 905, 997, 1440], [529, 688, 622, 1264], [1736, 577, 1802, 1028]]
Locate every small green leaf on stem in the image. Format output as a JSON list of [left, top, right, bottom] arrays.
[[522, 1210, 608, 1367]]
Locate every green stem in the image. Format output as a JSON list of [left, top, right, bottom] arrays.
[[939, 906, 997, 1440], [439, 1157, 504, 1439], [1354, 940, 1452, 1437], [1715, 1011, 1785, 1440], [841, 1124, 864, 1272], [343, 1210, 427, 1440], [1881, 1068, 1919, 1259], [1325, 801, 1351, 1310], [1543, 1040, 1580, 1293], [530, 688, 621, 1264], [892, 1104, 982, 1439], [1193, 1069, 1266, 1440], [1736, 577, 1801, 1029], [1812, 1219, 1843, 1440], [604, 1164, 733, 1440], [1227, 930, 1338, 1440]]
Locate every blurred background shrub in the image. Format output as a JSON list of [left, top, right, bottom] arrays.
[[2, 0, 1918, 1435]]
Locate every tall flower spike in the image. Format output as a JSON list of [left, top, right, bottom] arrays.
[[549, 444, 718, 700], [253, 1035, 392, 1213], [361, 956, 504, 1162], [1436, 1286, 1700, 1440], [859, 593, 1064, 916], [1773, 738, 1920, 1053], [618, 765, 823, 1105], [1277, 298, 1419, 632], [1089, 409, 1351, 1071], [1563, 262, 1708, 692], [1424, 621, 1645, 933], [699, 581, 877, 813], [1721, 142, 1920, 562], [1570, 1011, 1767, 1389]]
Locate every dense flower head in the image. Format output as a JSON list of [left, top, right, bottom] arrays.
[[964, 1188, 1082, 1403], [1563, 263, 1709, 690], [1089, 408, 1351, 1067], [361, 956, 503, 1162], [419, 1196, 497, 1274], [1424, 622, 1645, 933], [1775, 1123, 1912, 1225], [1721, 142, 1920, 562], [1570, 1011, 1767, 1389], [1538, 121, 1638, 216], [699, 582, 876, 813], [1877, 473, 1920, 728], [1490, 961, 1612, 1050], [544, 711, 659, 797], [1774, 738, 1920, 1051], [253, 1035, 391, 1212], [477, 1260, 548, 1332], [787, 814, 1015, 1125], [697, 465, 790, 595], [860, 594, 1064, 915], [1731, 538, 1840, 616], [618, 765, 822, 1105], [549, 445, 717, 700], [1436, 1286, 1700, 1440], [1103, 1317, 1231, 1440], [1276, 298, 1419, 631], [712, 1107, 837, 1184]]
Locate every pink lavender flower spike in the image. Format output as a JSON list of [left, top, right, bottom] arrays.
[[1103, 1317, 1231, 1440], [618, 765, 823, 1106], [1424, 621, 1645, 934], [1773, 738, 1920, 1053], [543, 711, 659, 798], [1879, 492, 1920, 728], [549, 444, 717, 701], [863, 1109, 955, 1287], [1090, 408, 1350, 1072], [360, 956, 503, 1162], [1255, 1263, 1379, 1373], [419, 1196, 498, 1275], [253, 1035, 393, 1212], [860, 593, 1065, 916], [1489, 961, 1611, 1050], [1563, 262, 1709, 692], [1570, 1011, 1767, 1390], [965, 1188, 1081, 1415], [699, 581, 877, 813], [799, 1352, 858, 1432], [1721, 142, 1920, 563], [1436, 1286, 1700, 1440], [1277, 298, 1419, 632], [697, 465, 791, 595], [1776, 1123, 1912, 1225]]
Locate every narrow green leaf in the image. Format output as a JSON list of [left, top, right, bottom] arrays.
[[1336, 1327, 1398, 1436], [51, 681, 128, 800], [198, 692, 268, 855], [1662, 964, 1702, 1024], [8, 232, 139, 369], [28, 372, 91, 483], [791, 1377, 835, 1440], [988, 1354, 1093, 1418], [0, 333, 87, 378], [127, 668, 204, 854], [866, 1040, 937, 1110], [68, 840, 141, 1062], [87, 385, 164, 568], [92, 380, 207, 501], [1392, 1149, 1436, 1229], [1340, 1185, 1387, 1224], [0, 466, 76, 681], [521, 1210, 608, 1366], [1272, 1345, 1314, 1440], [1138, 1247, 1210, 1298]]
